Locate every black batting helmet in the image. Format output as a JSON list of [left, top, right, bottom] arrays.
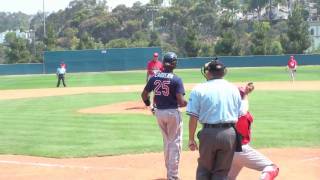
[[163, 52, 177, 67]]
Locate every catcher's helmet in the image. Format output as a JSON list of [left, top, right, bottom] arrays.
[[163, 52, 177, 66]]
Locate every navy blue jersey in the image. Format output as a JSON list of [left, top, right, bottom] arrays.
[[145, 72, 185, 109]]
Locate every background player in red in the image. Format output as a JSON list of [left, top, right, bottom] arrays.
[[146, 52, 164, 113], [287, 55, 298, 81], [228, 82, 279, 180], [146, 52, 163, 83]]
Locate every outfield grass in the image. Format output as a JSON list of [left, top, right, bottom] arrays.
[[0, 66, 319, 157], [0, 66, 319, 90], [0, 91, 319, 157]]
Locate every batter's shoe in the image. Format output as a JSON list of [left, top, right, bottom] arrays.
[[260, 165, 279, 180]]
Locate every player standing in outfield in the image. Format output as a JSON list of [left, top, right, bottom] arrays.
[[287, 55, 298, 81], [56, 63, 67, 87], [187, 59, 242, 180], [60, 61, 66, 69], [228, 82, 279, 180], [141, 52, 187, 180], [146, 52, 163, 82]]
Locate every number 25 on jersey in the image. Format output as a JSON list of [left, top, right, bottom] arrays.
[[154, 80, 170, 96]]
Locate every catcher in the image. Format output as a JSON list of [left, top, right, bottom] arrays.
[[228, 82, 279, 180]]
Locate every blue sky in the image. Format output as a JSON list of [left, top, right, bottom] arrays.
[[0, 0, 149, 15]]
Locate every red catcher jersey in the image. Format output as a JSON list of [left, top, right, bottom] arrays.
[[147, 60, 163, 76], [236, 112, 254, 145]]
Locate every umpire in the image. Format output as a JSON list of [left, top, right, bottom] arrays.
[[186, 59, 242, 180], [56, 64, 67, 87]]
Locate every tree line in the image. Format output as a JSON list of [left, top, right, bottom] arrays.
[[0, 0, 313, 64]]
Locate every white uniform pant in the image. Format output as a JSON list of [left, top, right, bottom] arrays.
[[228, 144, 274, 180], [155, 109, 183, 180]]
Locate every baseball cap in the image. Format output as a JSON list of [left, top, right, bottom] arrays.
[[153, 52, 159, 57]]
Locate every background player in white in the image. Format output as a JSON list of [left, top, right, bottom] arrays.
[[141, 52, 187, 180], [56, 63, 67, 87], [228, 82, 279, 180]]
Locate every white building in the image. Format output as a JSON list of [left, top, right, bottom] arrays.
[[0, 30, 32, 44], [307, 21, 320, 52]]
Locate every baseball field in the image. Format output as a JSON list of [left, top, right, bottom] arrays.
[[0, 66, 319, 179]]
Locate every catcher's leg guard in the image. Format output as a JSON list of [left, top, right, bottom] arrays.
[[260, 165, 279, 180]]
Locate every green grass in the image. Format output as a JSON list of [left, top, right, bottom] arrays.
[[0, 93, 164, 157], [0, 91, 319, 157], [0, 66, 319, 90], [249, 91, 320, 148], [0, 66, 319, 157]]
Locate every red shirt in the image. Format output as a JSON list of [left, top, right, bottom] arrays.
[[287, 58, 297, 69], [147, 60, 163, 77], [236, 112, 254, 145]]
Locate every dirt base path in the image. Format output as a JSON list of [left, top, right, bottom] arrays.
[[0, 148, 319, 180], [1, 81, 320, 100]]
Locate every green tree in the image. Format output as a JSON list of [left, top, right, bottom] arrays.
[[0, 12, 30, 32], [58, 27, 80, 50], [5, 32, 31, 63], [267, 40, 283, 54], [44, 24, 57, 50], [78, 32, 96, 49], [215, 30, 240, 55], [149, 31, 161, 47], [198, 42, 214, 57], [0, 44, 7, 63], [282, 3, 311, 54], [250, 21, 270, 55], [184, 27, 199, 57], [106, 38, 130, 48], [220, 0, 240, 12]]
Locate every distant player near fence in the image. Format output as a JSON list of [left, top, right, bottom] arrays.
[[56, 62, 67, 87], [287, 55, 298, 82]]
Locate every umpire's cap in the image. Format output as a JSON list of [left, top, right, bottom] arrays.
[[202, 58, 226, 78]]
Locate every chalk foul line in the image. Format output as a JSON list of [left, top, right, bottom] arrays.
[[0, 160, 127, 170]]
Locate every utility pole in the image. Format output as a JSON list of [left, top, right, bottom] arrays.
[[147, 5, 159, 31], [43, 0, 46, 38], [269, 0, 272, 21]]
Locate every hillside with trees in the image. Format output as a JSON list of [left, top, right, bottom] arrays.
[[0, 0, 313, 64]]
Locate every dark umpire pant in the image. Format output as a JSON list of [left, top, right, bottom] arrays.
[[196, 123, 236, 180], [57, 74, 66, 87]]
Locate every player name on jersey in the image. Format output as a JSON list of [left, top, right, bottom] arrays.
[[155, 73, 174, 79]]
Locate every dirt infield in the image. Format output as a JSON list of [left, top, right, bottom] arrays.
[[0, 81, 319, 179], [0, 148, 319, 180], [1, 81, 320, 100]]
